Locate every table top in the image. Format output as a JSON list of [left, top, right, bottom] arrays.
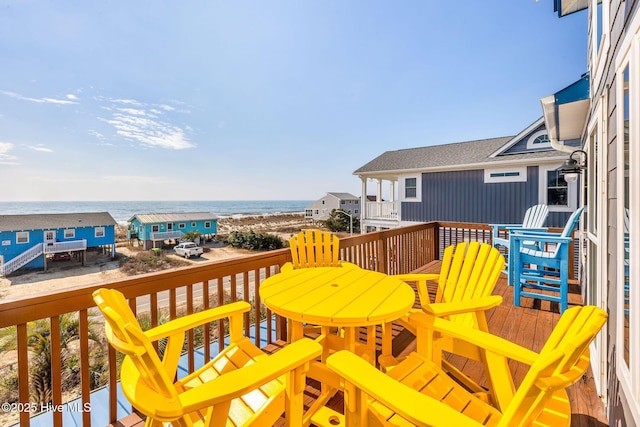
[[260, 266, 415, 326]]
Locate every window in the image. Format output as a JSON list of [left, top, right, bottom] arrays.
[[526, 130, 552, 149], [179, 223, 186, 229], [305, 209, 313, 217], [205, 221, 211, 228], [547, 171, 569, 206], [16, 232, 29, 244], [152, 225, 160, 232], [315, 210, 319, 214], [621, 63, 631, 369], [354, 210, 359, 214], [405, 178, 417, 198], [484, 167, 527, 183], [538, 165, 575, 211], [64, 229, 75, 239], [341, 200, 345, 204], [95, 227, 105, 238], [400, 175, 421, 202], [192, 222, 196, 227]]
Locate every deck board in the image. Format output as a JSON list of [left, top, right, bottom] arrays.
[[113, 261, 607, 427]]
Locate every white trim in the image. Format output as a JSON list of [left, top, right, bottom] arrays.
[[483, 166, 528, 183], [399, 174, 421, 202], [526, 130, 551, 150], [16, 231, 29, 244], [95, 227, 105, 238], [591, 0, 610, 87], [489, 117, 545, 157], [538, 164, 577, 212], [615, 37, 640, 423], [356, 155, 568, 180], [64, 229, 75, 239]]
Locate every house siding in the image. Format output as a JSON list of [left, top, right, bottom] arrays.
[[400, 167, 570, 228], [598, 0, 634, 424]]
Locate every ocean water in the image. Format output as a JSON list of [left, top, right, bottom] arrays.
[[0, 200, 312, 224]]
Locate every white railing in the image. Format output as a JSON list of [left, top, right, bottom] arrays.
[[365, 201, 399, 220], [0, 244, 43, 276], [150, 231, 183, 241], [43, 239, 87, 254]]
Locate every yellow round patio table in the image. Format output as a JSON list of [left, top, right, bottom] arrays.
[[260, 266, 415, 365]]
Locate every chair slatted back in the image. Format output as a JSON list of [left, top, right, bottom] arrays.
[[289, 229, 340, 269], [560, 207, 584, 238], [93, 288, 178, 400], [434, 242, 505, 328], [499, 305, 607, 427], [522, 204, 549, 229]]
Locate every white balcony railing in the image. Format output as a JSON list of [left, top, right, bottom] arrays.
[[43, 239, 87, 254], [150, 231, 184, 241], [365, 201, 399, 220]]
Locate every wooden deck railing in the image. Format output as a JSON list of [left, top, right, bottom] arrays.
[[0, 221, 577, 426]]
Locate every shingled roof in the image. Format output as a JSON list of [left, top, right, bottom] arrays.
[[354, 136, 565, 174], [0, 212, 117, 232], [129, 212, 218, 224]]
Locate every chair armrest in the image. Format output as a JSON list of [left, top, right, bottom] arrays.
[[489, 223, 519, 229], [408, 311, 538, 365], [326, 350, 482, 427], [280, 262, 294, 272], [395, 273, 440, 282], [179, 338, 323, 413], [395, 273, 440, 306], [510, 232, 573, 244], [145, 301, 250, 341], [422, 296, 502, 317]]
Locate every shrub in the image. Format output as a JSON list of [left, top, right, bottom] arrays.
[[225, 231, 284, 251]]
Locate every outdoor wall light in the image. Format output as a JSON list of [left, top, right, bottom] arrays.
[[556, 150, 587, 183]]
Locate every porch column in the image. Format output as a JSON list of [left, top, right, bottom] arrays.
[[360, 177, 367, 234], [376, 179, 382, 202], [389, 181, 395, 202]]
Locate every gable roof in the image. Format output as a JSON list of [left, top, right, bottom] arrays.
[[354, 135, 566, 176], [0, 212, 117, 232], [327, 192, 359, 200], [129, 212, 218, 224]]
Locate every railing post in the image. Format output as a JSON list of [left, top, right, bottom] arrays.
[[378, 233, 388, 274], [433, 223, 441, 260]]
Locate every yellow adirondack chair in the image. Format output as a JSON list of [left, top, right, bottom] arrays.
[[92, 288, 322, 427], [282, 229, 355, 271], [320, 305, 607, 427], [388, 242, 505, 401]]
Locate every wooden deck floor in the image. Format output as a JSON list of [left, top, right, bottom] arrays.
[[114, 261, 608, 427]]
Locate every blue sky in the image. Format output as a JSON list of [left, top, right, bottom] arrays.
[[0, 1, 587, 202]]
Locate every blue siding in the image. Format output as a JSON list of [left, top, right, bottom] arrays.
[[401, 167, 571, 228], [1, 225, 115, 269]]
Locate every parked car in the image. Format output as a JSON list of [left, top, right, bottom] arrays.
[[51, 252, 71, 261], [173, 242, 203, 258]]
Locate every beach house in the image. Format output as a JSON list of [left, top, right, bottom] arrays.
[[540, 0, 640, 424], [304, 192, 360, 222], [355, 117, 579, 232], [127, 212, 218, 249], [0, 212, 117, 276]]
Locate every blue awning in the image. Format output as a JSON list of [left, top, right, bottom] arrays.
[[540, 73, 590, 142], [554, 0, 589, 17]]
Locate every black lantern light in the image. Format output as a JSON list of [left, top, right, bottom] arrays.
[[556, 150, 587, 183]]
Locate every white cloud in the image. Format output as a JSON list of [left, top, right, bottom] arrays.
[[0, 90, 78, 105], [103, 175, 173, 184], [66, 94, 79, 101], [28, 145, 53, 153], [0, 142, 19, 165], [98, 98, 195, 150]]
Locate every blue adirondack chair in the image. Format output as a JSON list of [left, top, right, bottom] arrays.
[[490, 204, 549, 251], [509, 207, 584, 313]]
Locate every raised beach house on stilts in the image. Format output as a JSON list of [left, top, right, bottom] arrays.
[[0, 212, 117, 276]]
